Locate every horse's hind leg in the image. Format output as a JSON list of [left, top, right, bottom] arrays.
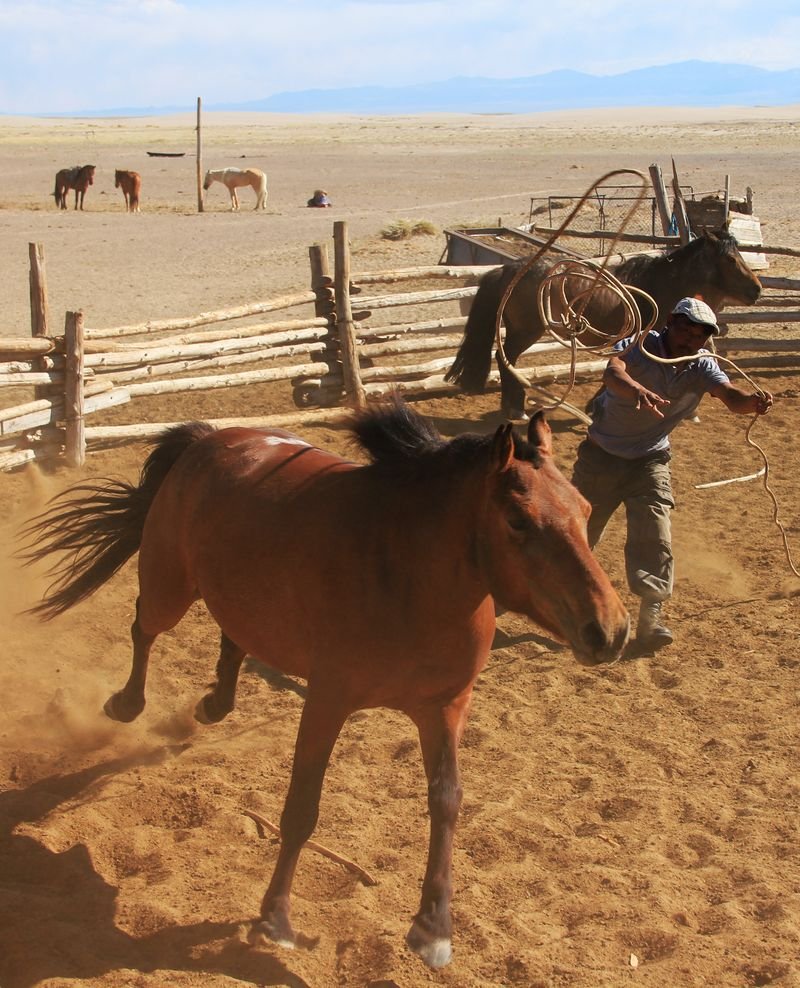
[[250, 688, 348, 948], [405, 694, 471, 969], [195, 632, 246, 724], [104, 597, 156, 722]]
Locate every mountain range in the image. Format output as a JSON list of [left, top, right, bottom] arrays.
[[47, 61, 800, 117]]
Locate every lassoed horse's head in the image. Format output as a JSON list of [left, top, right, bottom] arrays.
[[704, 227, 761, 304]]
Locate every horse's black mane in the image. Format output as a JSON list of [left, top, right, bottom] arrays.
[[350, 398, 541, 473], [616, 228, 737, 281]]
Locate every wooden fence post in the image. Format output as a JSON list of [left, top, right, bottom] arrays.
[[671, 158, 691, 245], [64, 310, 86, 467], [648, 164, 672, 236], [333, 222, 366, 409], [196, 97, 204, 213], [309, 244, 334, 322], [29, 242, 50, 400]]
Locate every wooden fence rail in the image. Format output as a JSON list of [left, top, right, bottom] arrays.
[[1, 234, 799, 472]]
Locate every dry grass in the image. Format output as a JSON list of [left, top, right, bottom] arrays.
[[380, 218, 438, 240]]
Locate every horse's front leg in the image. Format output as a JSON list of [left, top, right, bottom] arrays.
[[230, 190, 238, 211], [104, 597, 155, 722], [249, 687, 348, 949], [406, 692, 472, 968], [497, 316, 534, 421]]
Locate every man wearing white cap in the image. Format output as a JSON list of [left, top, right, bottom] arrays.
[[572, 296, 773, 652]]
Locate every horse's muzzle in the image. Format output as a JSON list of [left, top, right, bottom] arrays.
[[574, 615, 630, 666]]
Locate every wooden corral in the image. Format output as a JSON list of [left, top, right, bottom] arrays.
[[2, 222, 800, 473]]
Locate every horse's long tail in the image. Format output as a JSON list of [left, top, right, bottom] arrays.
[[444, 266, 508, 393], [53, 176, 60, 204], [18, 422, 215, 620]]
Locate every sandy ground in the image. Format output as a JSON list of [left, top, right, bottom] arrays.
[[1, 108, 799, 988]]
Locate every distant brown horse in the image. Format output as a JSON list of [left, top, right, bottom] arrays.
[[115, 169, 141, 212], [18, 398, 628, 969], [446, 229, 762, 419], [54, 164, 96, 210]]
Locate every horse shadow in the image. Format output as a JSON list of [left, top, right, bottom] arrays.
[[0, 748, 313, 988]]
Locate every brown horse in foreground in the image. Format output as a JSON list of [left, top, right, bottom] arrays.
[[53, 164, 96, 209], [446, 228, 762, 419], [18, 400, 628, 968], [115, 169, 141, 212]]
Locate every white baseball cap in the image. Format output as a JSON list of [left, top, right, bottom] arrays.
[[671, 297, 719, 335]]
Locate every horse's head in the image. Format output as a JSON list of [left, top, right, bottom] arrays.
[[202, 171, 213, 191], [480, 413, 629, 665], [699, 228, 761, 306], [86, 165, 96, 185], [114, 170, 121, 188]]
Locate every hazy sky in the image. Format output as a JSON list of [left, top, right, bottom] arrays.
[[2, 0, 799, 114]]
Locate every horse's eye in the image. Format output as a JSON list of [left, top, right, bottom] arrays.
[[508, 514, 531, 534]]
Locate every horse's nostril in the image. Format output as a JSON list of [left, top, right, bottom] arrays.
[[580, 620, 608, 654]]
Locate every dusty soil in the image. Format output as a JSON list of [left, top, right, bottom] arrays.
[[1, 108, 799, 988]]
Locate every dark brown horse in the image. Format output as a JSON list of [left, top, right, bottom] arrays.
[[18, 399, 628, 969], [115, 169, 141, 212], [446, 229, 762, 418], [54, 164, 96, 210]]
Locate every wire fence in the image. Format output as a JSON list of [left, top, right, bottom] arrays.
[[528, 184, 697, 254]]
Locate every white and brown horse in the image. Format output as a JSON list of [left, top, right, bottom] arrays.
[[115, 169, 141, 212], [203, 167, 267, 211]]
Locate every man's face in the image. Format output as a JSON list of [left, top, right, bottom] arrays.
[[664, 315, 714, 358]]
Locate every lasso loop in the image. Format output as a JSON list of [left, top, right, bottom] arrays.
[[494, 169, 656, 417]]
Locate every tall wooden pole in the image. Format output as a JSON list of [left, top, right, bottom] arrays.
[[64, 310, 86, 467], [670, 158, 691, 245], [333, 222, 366, 409], [196, 97, 204, 213], [648, 164, 672, 236], [29, 242, 50, 399]]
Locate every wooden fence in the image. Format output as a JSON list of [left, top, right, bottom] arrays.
[[2, 222, 800, 472]]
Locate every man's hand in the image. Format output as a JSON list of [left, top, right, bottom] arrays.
[[754, 391, 773, 415], [635, 386, 670, 419]]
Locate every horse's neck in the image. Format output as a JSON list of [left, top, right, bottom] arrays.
[[628, 253, 725, 314]]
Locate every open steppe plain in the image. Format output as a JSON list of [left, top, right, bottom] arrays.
[[0, 107, 799, 987]]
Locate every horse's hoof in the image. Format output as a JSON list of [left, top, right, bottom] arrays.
[[503, 408, 529, 424], [248, 918, 295, 951], [103, 692, 144, 723], [194, 694, 229, 725], [406, 922, 452, 968]]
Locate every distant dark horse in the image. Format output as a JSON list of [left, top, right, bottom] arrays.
[[445, 229, 762, 418], [18, 398, 628, 969], [54, 164, 96, 210]]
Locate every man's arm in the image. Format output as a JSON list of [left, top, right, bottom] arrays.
[[603, 354, 670, 418], [708, 380, 773, 415]]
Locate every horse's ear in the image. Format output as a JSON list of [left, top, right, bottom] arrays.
[[527, 410, 553, 455], [489, 423, 515, 472]]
